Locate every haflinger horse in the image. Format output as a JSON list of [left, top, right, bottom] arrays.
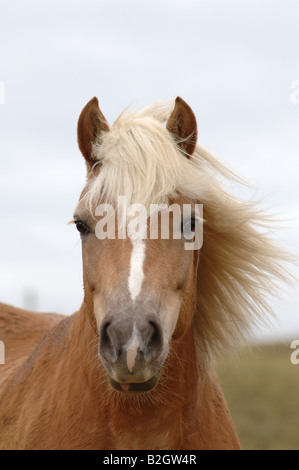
[[0, 97, 290, 450]]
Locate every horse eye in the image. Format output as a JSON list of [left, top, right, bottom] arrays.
[[75, 221, 90, 236], [181, 217, 197, 236]]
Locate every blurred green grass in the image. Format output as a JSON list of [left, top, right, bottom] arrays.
[[215, 341, 299, 450]]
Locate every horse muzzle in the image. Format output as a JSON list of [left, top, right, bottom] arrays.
[[98, 312, 167, 393]]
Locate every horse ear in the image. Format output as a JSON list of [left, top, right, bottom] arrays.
[[166, 97, 197, 157], [77, 97, 110, 169]]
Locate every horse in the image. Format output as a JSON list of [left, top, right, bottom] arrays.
[[0, 96, 290, 450]]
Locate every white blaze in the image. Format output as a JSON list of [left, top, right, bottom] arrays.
[[127, 206, 147, 301], [128, 236, 146, 301]]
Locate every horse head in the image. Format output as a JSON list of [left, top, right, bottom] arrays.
[[75, 97, 201, 393]]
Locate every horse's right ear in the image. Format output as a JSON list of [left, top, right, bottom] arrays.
[[77, 97, 110, 169]]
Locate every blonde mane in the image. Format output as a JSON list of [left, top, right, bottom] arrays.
[[83, 100, 291, 360]]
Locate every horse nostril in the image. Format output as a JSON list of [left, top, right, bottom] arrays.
[[100, 322, 111, 345], [149, 321, 161, 346], [99, 322, 114, 361], [146, 320, 163, 361]]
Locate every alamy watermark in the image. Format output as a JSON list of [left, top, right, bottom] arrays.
[[0, 340, 5, 365], [290, 80, 299, 105], [0, 81, 4, 105], [290, 340, 299, 365], [92, 198, 203, 251]]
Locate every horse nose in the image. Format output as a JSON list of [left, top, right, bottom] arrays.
[[99, 317, 164, 372]]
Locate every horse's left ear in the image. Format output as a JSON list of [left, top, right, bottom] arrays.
[[166, 97, 197, 157], [77, 97, 110, 169]]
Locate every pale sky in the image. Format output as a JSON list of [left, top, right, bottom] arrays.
[[0, 0, 299, 342]]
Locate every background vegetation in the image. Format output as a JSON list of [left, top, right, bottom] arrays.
[[215, 341, 299, 450]]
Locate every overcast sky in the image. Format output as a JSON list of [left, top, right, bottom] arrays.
[[1, 0, 299, 342]]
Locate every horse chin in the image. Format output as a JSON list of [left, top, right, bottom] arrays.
[[108, 375, 159, 394]]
